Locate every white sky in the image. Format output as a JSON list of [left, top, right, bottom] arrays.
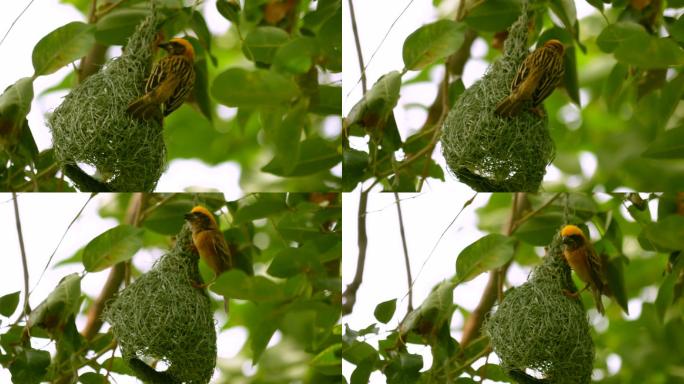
[[0, 193, 250, 383], [342, 0, 601, 192]]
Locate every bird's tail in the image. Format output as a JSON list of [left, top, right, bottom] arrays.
[[126, 94, 163, 121], [592, 287, 605, 315], [494, 96, 523, 117]]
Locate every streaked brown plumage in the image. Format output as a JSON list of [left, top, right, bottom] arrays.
[[184, 205, 232, 313], [495, 39, 565, 117], [127, 37, 196, 121], [560, 224, 607, 315]]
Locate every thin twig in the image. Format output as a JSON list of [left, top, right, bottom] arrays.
[[510, 193, 562, 234], [12, 192, 31, 319], [393, 192, 413, 312], [342, 188, 371, 315], [31, 193, 95, 294], [0, 0, 36, 47], [347, 0, 366, 94]]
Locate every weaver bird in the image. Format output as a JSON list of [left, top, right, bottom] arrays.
[[560, 224, 608, 315], [127, 37, 196, 121], [184, 205, 232, 313], [495, 39, 565, 117]]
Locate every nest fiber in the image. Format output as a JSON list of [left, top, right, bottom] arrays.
[[441, 5, 554, 191], [484, 234, 594, 384], [104, 225, 216, 384], [49, 11, 165, 191]]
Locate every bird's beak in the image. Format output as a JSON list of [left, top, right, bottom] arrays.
[[183, 212, 193, 221], [158, 42, 172, 51], [561, 236, 571, 245]]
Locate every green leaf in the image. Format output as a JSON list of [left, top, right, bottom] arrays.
[[402, 20, 466, 70], [374, 299, 397, 324], [82, 225, 144, 272], [234, 194, 288, 224], [343, 340, 379, 365], [655, 255, 683, 320], [464, 0, 520, 32], [94, 8, 148, 45], [549, 0, 577, 31], [596, 21, 646, 53], [342, 148, 369, 191], [33, 21, 95, 76], [0, 77, 34, 147], [211, 68, 299, 107], [311, 343, 342, 375], [9, 348, 50, 384], [603, 62, 629, 113], [212, 270, 288, 302], [514, 213, 564, 246], [273, 102, 307, 175], [242, 26, 290, 65], [216, 0, 241, 24], [456, 234, 516, 282], [273, 36, 318, 74], [310, 85, 341, 116], [639, 215, 684, 252], [262, 137, 340, 176], [643, 125, 684, 159], [605, 255, 630, 315], [346, 71, 402, 131], [28, 274, 81, 332], [668, 14, 684, 43], [614, 33, 684, 68], [0, 291, 20, 317], [142, 200, 194, 235], [317, 5, 341, 72], [79, 372, 107, 384]]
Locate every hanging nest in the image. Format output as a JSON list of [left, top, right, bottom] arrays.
[[103, 224, 217, 384], [484, 232, 594, 384], [440, 3, 555, 192], [49, 9, 165, 192]]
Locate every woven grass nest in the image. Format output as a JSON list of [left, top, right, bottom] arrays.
[[441, 3, 555, 192], [484, 233, 594, 383], [103, 224, 217, 384], [49, 9, 165, 192]]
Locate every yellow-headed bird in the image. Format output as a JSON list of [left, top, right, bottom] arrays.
[[127, 37, 196, 121], [184, 205, 232, 313], [495, 39, 565, 117], [560, 224, 607, 315]]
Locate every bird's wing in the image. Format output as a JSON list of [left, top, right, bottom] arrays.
[[162, 56, 195, 116], [531, 48, 565, 105], [587, 248, 604, 291], [211, 232, 233, 273]]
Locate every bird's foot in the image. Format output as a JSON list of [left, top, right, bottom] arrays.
[[562, 289, 579, 298]]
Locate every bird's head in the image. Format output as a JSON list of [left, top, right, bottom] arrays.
[[184, 205, 218, 231], [159, 37, 195, 60], [543, 39, 565, 55], [560, 224, 586, 250]]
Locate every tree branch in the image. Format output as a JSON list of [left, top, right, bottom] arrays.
[[460, 193, 530, 347], [342, 188, 370, 315], [82, 193, 145, 340], [347, 0, 366, 95], [11, 192, 31, 319], [394, 192, 413, 313]]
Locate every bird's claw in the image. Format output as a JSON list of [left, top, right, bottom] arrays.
[[562, 289, 579, 298]]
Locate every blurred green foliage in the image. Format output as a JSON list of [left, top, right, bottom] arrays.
[[0, 192, 341, 384], [343, 0, 684, 192], [343, 192, 684, 383], [1, 0, 341, 191]]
